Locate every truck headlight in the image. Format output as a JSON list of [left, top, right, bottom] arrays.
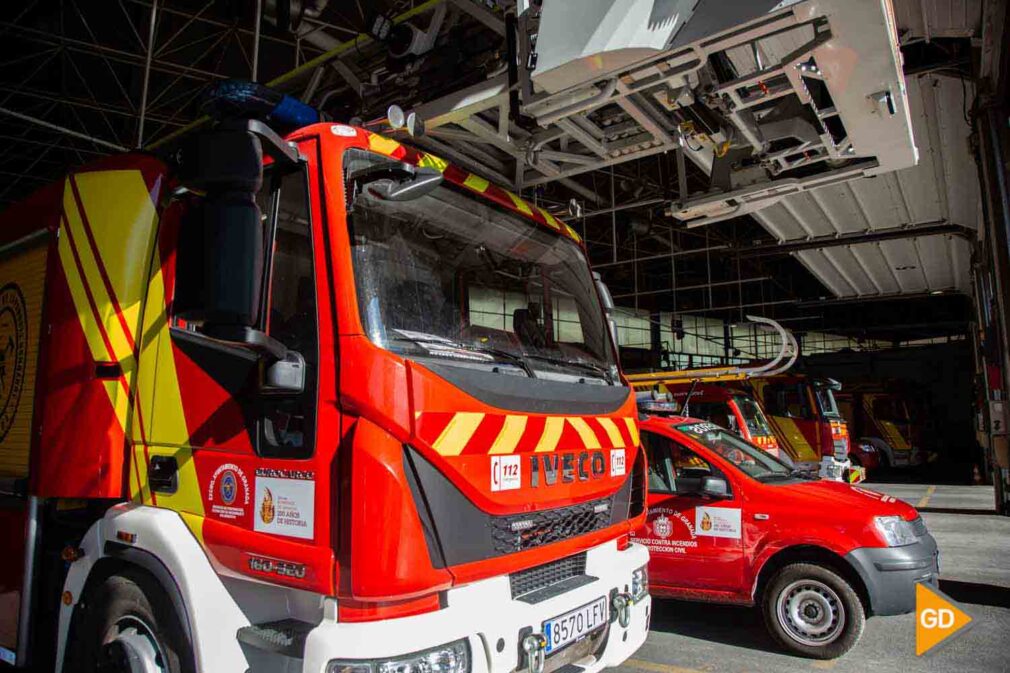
[[873, 516, 917, 547], [327, 639, 470, 673], [631, 564, 649, 600]]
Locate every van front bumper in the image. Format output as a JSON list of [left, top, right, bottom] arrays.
[[302, 541, 650, 673], [845, 533, 939, 616]]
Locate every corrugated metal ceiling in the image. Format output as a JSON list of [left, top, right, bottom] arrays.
[[751, 72, 978, 298], [892, 0, 981, 41]]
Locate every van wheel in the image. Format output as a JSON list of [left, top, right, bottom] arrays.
[[762, 563, 865, 659], [70, 568, 194, 673]]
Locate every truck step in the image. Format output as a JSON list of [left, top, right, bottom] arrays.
[[236, 619, 314, 658]]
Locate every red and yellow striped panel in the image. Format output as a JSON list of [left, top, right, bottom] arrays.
[[56, 170, 160, 500], [415, 412, 639, 457], [364, 132, 582, 245]]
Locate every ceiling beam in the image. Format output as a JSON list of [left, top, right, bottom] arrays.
[[738, 220, 972, 257]]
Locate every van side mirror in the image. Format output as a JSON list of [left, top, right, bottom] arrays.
[[700, 476, 730, 498]]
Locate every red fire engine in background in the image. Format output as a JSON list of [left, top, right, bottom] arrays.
[[0, 103, 649, 672]]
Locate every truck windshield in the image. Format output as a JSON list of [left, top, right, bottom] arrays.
[[676, 421, 796, 482], [814, 386, 841, 418], [872, 396, 908, 422], [733, 395, 774, 436], [345, 149, 617, 382]]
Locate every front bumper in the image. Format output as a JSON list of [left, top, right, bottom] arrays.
[[302, 541, 651, 673], [845, 533, 939, 616]]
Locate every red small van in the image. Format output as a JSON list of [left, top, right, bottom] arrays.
[[634, 415, 939, 659]]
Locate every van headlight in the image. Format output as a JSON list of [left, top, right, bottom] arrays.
[[327, 639, 470, 673], [631, 565, 649, 600], [873, 516, 917, 547]]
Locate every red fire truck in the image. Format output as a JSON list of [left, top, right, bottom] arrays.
[[0, 113, 649, 672]]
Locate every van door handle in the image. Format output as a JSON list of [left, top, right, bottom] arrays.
[[753, 513, 770, 521], [149, 456, 178, 494]]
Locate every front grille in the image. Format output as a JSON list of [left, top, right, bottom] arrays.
[[510, 553, 587, 599], [910, 516, 927, 537], [629, 451, 645, 516], [492, 498, 612, 555]]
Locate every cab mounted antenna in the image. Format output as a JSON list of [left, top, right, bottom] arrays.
[[682, 379, 700, 418]]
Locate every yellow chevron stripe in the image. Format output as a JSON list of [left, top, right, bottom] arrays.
[[489, 415, 527, 454], [418, 153, 449, 172], [62, 186, 135, 369], [623, 417, 640, 446], [505, 190, 533, 215], [535, 417, 566, 452], [368, 134, 402, 155], [137, 261, 190, 447], [597, 417, 625, 448], [72, 170, 157, 346], [179, 511, 206, 547], [536, 207, 562, 230], [563, 223, 582, 243], [567, 417, 601, 450], [131, 444, 154, 505], [463, 173, 489, 192], [127, 444, 141, 502], [433, 412, 485, 456], [56, 213, 128, 431]]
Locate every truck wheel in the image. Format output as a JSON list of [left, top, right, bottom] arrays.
[[762, 562, 865, 659], [70, 567, 195, 673]]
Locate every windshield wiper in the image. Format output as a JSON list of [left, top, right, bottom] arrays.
[[388, 335, 535, 378], [522, 353, 613, 383]]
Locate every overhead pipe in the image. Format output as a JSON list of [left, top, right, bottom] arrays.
[[146, 0, 446, 150]]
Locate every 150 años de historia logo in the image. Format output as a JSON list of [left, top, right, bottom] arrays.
[[0, 284, 27, 443]]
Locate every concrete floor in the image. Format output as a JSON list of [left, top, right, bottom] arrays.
[[617, 483, 1010, 673]]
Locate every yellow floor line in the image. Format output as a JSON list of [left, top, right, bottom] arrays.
[[624, 658, 706, 673], [812, 659, 839, 669], [916, 485, 936, 509]]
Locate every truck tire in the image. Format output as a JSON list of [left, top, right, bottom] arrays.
[[761, 562, 865, 659], [69, 567, 195, 673]]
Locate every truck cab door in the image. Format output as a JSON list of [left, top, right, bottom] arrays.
[[639, 430, 744, 595]]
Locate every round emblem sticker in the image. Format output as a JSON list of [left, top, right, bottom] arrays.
[[220, 470, 238, 505], [0, 284, 28, 443], [653, 515, 673, 539]]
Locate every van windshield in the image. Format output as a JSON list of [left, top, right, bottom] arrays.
[[676, 421, 797, 482], [344, 149, 618, 383]]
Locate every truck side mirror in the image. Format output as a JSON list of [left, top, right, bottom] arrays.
[[172, 120, 300, 365], [593, 271, 619, 348], [262, 350, 306, 394], [700, 476, 729, 498], [174, 191, 264, 329]]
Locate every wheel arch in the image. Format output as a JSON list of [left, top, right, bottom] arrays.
[[56, 503, 252, 673], [63, 550, 194, 673], [752, 544, 871, 614]]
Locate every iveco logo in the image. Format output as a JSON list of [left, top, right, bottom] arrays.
[[529, 450, 607, 487]]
